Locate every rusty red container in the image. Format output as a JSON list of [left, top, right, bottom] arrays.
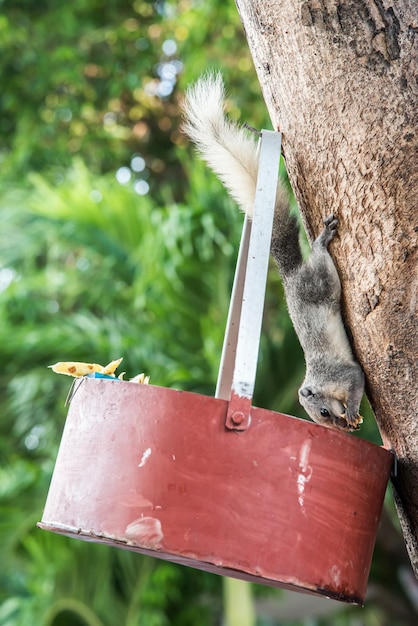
[[39, 378, 392, 604]]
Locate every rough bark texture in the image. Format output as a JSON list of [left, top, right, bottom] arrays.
[[234, 0, 418, 573]]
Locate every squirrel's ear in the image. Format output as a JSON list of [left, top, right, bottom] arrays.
[[299, 386, 313, 398]]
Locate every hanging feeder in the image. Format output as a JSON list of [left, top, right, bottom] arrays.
[[38, 131, 392, 605]]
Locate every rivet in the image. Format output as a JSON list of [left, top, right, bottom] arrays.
[[231, 411, 245, 426]]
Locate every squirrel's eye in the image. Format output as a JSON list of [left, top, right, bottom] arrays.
[[320, 408, 330, 417]]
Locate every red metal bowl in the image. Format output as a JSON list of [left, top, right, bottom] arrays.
[[38, 379, 392, 604]]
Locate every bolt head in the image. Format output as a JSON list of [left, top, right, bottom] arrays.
[[231, 411, 245, 426]]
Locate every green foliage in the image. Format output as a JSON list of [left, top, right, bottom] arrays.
[[1, 0, 169, 176], [0, 159, 231, 625], [0, 0, 258, 198]]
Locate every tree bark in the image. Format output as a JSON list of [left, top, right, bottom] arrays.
[[234, 0, 418, 573]]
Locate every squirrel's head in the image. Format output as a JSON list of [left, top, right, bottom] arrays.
[[298, 386, 363, 432]]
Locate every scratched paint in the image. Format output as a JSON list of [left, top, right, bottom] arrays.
[[297, 440, 313, 514], [231, 380, 253, 399], [125, 517, 164, 548], [138, 447, 152, 468], [329, 564, 342, 586]]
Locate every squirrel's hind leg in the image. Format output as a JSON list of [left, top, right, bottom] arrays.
[[314, 214, 339, 249]]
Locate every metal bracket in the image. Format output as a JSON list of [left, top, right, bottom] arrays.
[[225, 393, 252, 431], [214, 130, 282, 431]]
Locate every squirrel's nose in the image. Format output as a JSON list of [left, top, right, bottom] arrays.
[[299, 386, 313, 398]]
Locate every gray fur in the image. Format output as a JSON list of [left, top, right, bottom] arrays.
[[273, 214, 364, 431], [182, 73, 365, 432]]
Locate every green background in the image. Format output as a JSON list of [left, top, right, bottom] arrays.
[[0, 1, 415, 624]]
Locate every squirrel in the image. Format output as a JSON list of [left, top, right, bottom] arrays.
[[182, 72, 365, 432]]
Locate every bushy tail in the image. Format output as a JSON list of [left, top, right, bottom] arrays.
[[182, 72, 302, 277], [182, 71, 260, 215]]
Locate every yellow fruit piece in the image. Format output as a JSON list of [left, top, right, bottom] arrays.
[[129, 373, 150, 384], [48, 362, 104, 377], [49, 357, 123, 378], [102, 358, 123, 375]]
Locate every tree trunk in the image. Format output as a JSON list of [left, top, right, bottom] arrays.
[[234, 0, 418, 573]]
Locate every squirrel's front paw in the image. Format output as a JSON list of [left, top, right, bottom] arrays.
[[341, 411, 364, 431]]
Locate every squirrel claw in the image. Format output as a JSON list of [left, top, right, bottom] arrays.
[[317, 214, 339, 248], [323, 213, 337, 226], [323, 214, 339, 232]]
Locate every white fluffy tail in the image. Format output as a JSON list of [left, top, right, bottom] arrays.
[[182, 72, 260, 215]]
